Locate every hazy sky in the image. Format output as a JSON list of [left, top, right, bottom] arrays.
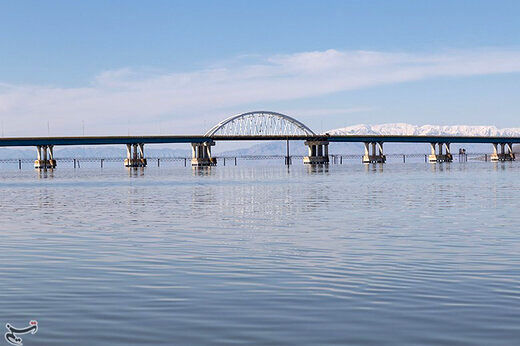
[[1, 0, 520, 136]]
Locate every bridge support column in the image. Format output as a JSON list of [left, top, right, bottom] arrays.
[[191, 141, 217, 166], [303, 140, 329, 164], [490, 143, 515, 161], [362, 142, 386, 163], [34, 145, 57, 169], [124, 143, 147, 167], [428, 143, 453, 163]]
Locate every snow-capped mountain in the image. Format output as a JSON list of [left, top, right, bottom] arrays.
[[327, 123, 520, 137]]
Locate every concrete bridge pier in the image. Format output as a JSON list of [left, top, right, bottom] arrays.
[[191, 141, 217, 166], [362, 142, 386, 163], [124, 143, 147, 167], [491, 143, 515, 161], [428, 143, 453, 163], [303, 140, 329, 164], [34, 145, 57, 169]]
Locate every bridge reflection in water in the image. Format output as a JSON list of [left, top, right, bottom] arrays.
[[0, 111, 517, 170]]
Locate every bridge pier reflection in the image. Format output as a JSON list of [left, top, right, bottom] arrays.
[[124, 143, 147, 167], [191, 165, 215, 176], [306, 163, 329, 174], [362, 142, 386, 163], [491, 143, 515, 161], [428, 142, 453, 163], [34, 145, 57, 169], [303, 140, 329, 164], [191, 141, 217, 167], [127, 166, 145, 177]]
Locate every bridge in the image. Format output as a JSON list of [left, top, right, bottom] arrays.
[[0, 111, 517, 169]]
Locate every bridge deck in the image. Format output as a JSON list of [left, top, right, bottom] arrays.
[[0, 135, 519, 147]]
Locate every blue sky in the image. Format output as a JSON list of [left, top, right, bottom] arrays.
[[1, 0, 520, 136]]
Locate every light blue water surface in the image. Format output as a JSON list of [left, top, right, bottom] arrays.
[[0, 162, 519, 345]]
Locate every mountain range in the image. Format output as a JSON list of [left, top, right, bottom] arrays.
[[227, 123, 520, 155], [328, 123, 520, 137]]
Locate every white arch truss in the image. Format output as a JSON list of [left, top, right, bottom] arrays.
[[205, 111, 316, 136]]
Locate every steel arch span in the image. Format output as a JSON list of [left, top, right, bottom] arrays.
[[205, 111, 316, 136]]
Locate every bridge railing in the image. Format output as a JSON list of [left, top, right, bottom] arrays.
[[0, 152, 495, 165]]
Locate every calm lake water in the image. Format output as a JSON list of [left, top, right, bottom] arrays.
[[1, 162, 519, 345]]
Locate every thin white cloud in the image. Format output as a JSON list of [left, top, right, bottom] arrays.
[[280, 107, 375, 118], [1, 48, 520, 136]]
